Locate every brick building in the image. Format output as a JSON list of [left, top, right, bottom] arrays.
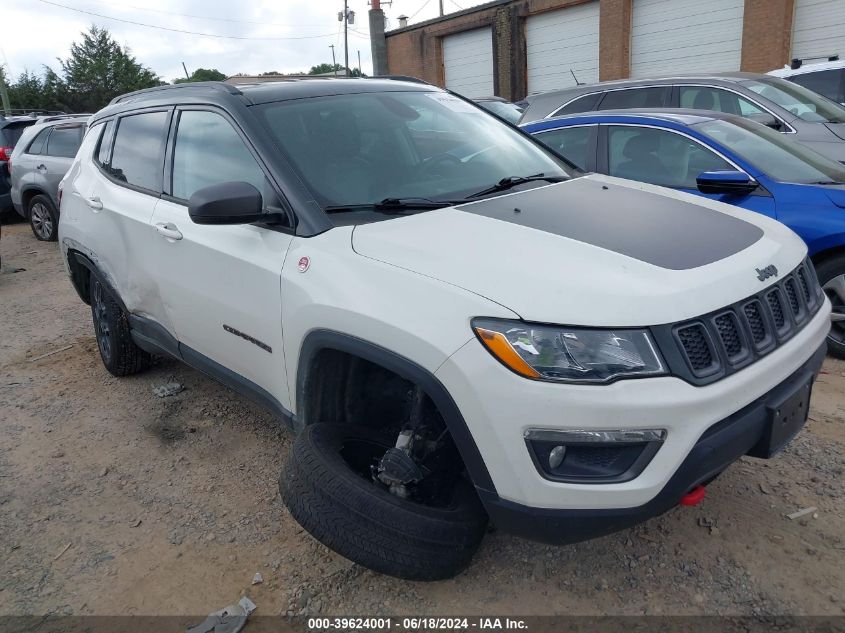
[[384, 0, 845, 101]]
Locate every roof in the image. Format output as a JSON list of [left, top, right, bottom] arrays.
[[769, 59, 845, 78], [522, 108, 740, 128], [95, 78, 439, 121]]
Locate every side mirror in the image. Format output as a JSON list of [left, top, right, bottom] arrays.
[[746, 112, 782, 130], [188, 181, 264, 225], [696, 170, 758, 196]]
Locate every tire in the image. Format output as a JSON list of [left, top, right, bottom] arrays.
[[815, 255, 845, 359], [280, 423, 488, 580], [90, 277, 151, 376], [28, 195, 59, 242]]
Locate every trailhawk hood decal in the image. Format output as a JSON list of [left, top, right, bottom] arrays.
[[352, 175, 807, 326]]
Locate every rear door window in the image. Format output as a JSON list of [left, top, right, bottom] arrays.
[[533, 126, 594, 170], [551, 93, 602, 116], [46, 126, 83, 158], [26, 128, 52, 154], [110, 111, 169, 191], [789, 69, 845, 104], [597, 87, 669, 110]]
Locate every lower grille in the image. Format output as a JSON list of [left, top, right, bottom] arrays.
[[666, 258, 822, 384]]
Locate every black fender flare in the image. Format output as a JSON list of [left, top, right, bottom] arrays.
[[67, 250, 128, 312], [296, 329, 496, 495]]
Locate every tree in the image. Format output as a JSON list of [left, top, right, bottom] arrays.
[[173, 67, 227, 84], [309, 63, 344, 75], [59, 25, 162, 112]]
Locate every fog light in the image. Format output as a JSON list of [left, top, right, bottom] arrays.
[[525, 428, 666, 484], [548, 445, 566, 469]]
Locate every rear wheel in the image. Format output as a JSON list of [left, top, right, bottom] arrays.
[[90, 277, 151, 376], [280, 423, 488, 580], [817, 255, 845, 358], [28, 195, 58, 242]]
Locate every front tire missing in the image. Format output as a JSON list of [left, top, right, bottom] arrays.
[[90, 277, 151, 376], [280, 423, 488, 580]]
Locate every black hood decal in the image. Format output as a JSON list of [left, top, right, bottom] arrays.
[[456, 178, 763, 270]]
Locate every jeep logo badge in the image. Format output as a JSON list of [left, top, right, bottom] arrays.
[[756, 265, 778, 281]]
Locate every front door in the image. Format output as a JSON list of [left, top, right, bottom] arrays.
[[149, 108, 294, 410]]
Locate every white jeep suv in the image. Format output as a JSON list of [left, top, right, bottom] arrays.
[[59, 79, 830, 580]]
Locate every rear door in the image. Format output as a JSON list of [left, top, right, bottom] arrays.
[[41, 123, 85, 205], [599, 124, 776, 217], [150, 107, 294, 410]]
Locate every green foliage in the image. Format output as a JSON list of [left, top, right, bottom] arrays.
[[4, 25, 162, 113], [173, 67, 227, 84], [308, 63, 344, 75]]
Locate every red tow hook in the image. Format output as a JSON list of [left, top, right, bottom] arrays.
[[679, 485, 707, 506]]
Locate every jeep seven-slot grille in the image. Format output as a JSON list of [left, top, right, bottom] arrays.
[[667, 259, 823, 384]]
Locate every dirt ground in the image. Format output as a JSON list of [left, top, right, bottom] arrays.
[[0, 220, 843, 618]]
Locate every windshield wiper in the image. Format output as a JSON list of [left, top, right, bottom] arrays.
[[325, 197, 460, 214], [465, 173, 566, 199]]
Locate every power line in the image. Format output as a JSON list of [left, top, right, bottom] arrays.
[[408, 0, 432, 20], [67, 0, 334, 28], [32, 0, 340, 40]]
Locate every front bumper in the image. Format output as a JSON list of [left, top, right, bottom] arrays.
[[477, 341, 825, 544]]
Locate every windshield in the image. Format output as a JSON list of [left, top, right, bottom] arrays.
[[255, 91, 573, 208], [741, 77, 845, 123], [696, 118, 845, 184]]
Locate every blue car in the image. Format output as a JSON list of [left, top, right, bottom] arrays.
[[522, 109, 845, 356]]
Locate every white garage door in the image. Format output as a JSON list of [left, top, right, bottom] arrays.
[[631, 0, 745, 78], [526, 2, 600, 94], [792, 0, 845, 60], [442, 28, 494, 98]]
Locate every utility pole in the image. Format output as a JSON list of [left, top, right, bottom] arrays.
[[368, 0, 388, 76], [181, 62, 190, 80], [0, 66, 11, 117], [329, 44, 337, 76], [439, 0, 444, 16], [343, 0, 350, 75], [358, 50, 362, 76]]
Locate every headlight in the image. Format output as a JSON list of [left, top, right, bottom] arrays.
[[472, 318, 667, 383]]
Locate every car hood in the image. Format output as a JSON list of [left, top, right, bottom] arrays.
[[825, 122, 845, 142], [351, 175, 807, 326]]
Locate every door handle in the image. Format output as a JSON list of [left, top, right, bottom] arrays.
[[155, 222, 183, 241], [36, 164, 47, 171], [86, 196, 103, 211]]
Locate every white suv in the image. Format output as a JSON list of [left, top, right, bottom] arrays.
[[59, 79, 831, 580]]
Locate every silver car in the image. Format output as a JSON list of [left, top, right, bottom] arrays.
[[10, 117, 88, 241], [518, 73, 845, 163]]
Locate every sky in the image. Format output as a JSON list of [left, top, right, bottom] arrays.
[[1, 0, 490, 83]]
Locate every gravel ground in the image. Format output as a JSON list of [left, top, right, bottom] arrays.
[[0, 221, 843, 617]]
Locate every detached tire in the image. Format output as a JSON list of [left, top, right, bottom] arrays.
[[28, 194, 59, 241], [816, 255, 845, 359], [280, 423, 488, 580], [90, 277, 151, 376]]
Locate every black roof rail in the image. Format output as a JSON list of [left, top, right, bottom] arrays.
[[109, 81, 243, 105], [790, 54, 840, 69], [370, 75, 432, 85]]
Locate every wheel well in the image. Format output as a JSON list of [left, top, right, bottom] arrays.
[[21, 188, 46, 212], [811, 245, 845, 268], [302, 348, 428, 438], [66, 250, 93, 305]]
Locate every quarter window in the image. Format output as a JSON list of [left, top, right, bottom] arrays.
[[598, 87, 668, 110], [552, 93, 602, 116], [607, 126, 731, 189], [110, 111, 169, 191], [96, 120, 115, 167], [46, 126, 83, 158], [534, 126, 593, 170], [679, 86, 765, 118], [171, 110, 266, 201], [26, 128, 52, 155]]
